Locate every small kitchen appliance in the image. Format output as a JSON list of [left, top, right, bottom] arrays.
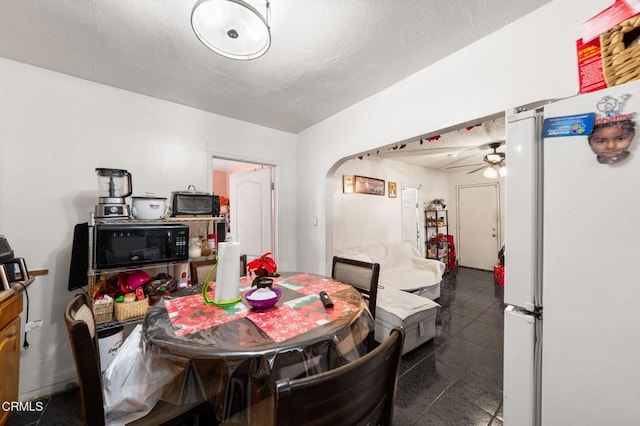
[[170, 185, 219, 217], [95, 168, 132, 218], [93, 223, 189, 269], [0, 235, 29, 290]]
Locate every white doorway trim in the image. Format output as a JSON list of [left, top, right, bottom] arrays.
[[210, 154, 278, 261], [455, 182, 501, 270], [401, 184, 422, 255]]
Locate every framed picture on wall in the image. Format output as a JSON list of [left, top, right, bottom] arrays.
[[342, 175, 354, 193], [388, 182, 397, 198], [354, 175, 385, 196]]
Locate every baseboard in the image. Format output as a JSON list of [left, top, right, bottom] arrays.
[[19, 379, 76, 402]]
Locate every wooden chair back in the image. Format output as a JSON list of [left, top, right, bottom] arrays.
[[332, 256, 380, 349], [190, 254, 248, 284], [64, 293, 106, 425], [331, 256, 380, 318], [64, 293, 215, 426], [274, 327, 405, 426], [190, 258, 217, 285]]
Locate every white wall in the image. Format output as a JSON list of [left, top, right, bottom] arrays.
[[297, 0, 611, 275], [331, 156, 449, 253], [0, 0, 613, 402], [0, 58, 297, 400], [331, 155, 505, 268]]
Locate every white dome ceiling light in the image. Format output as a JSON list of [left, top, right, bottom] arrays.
[[191, 0, 271, 60]]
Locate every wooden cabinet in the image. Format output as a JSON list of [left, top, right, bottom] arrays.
[[0, 291, 23, 425]]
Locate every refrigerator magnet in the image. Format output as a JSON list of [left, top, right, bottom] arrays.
[[542, 113, 595, 138], [589, 94, 636, 165]]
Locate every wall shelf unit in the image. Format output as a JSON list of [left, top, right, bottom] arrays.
[[86, 216, 224, 331], [425, 209, 450, 269]]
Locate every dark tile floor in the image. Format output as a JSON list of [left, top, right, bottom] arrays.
[[7, 267, 504, 426], [6, 388, 83, 426], [394, 267, 505, 425]]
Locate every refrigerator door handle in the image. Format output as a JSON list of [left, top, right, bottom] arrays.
[[505, 110, 543, 310]]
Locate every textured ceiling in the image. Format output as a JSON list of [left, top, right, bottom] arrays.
[[377, 116, 506, 172], [0, 0, 551, 135]]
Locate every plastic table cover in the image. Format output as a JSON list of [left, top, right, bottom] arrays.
[[142, 273, 375, 424]]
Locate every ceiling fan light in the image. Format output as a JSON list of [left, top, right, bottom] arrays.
[[486, 153, 502, 162], [483, 166, 499, 179], [191, 0, 271, 60], [498, 165, 507, 177]]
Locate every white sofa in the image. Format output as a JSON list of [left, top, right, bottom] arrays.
[[334, 242, 445, 354], [334, 242, 445, 300]]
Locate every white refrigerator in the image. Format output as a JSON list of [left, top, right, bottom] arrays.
[[503, 79, 640, 426]]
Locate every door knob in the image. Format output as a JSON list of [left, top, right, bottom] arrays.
[[492, 234, 497, 237]]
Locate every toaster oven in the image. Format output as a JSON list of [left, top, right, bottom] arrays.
[[170, 188, 220, 217]]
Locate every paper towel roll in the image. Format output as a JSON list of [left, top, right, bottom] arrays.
[[215, 242, 240, 303]]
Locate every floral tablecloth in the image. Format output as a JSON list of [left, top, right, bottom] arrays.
[[163, 274, 356, 341], [140, 273, 374, 424]]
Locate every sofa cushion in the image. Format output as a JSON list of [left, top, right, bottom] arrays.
[[335, 242, 445, 298], [343, 252, 373, 263], [333, 247, 371, 262], [374, 243, 415, 270], [379, 269, 441, 293], [375, 287, 439, 354], [375, 287, 440, 324]]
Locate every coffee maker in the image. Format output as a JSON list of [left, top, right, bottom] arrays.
[[95, 168, 132, 218], [0, 235, 29, 290]]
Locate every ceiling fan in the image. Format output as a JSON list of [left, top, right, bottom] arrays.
[[444, 141, 506, 177]]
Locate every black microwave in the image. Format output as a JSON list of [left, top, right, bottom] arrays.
[[94, 223, 189, 269]]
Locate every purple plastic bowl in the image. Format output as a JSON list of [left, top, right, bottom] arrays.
[[244, 288, 281, 310]]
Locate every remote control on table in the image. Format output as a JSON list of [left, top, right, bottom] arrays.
[[319, 291, 334, 308]]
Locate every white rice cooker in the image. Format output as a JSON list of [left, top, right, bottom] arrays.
[[131, 195, 168, 220]]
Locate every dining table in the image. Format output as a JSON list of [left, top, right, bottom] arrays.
[[142, 272, 375, 424]]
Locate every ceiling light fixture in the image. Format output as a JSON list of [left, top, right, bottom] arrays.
[[191, 0, 271, 61], [483, 166, 499, 179], [486, 153, 502, 162]]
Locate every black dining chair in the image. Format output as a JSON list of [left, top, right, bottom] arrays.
[[190, 258, 218, 285], [64, 293, 216, 426], [331, 256, 380, 350], [273, 326, 405, 426], [190, 254, 248, 284]]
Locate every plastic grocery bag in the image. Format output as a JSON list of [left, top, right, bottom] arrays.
[[102, 325, 166, 425]]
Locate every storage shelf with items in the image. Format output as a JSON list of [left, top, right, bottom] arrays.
[[424, 209, 453, 271], [84, 216, 224, 331]]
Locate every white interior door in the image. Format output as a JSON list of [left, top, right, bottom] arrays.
[[401, 186, 420, 253], [456, 183, 500, 270], [229, 167, 273, 259]]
